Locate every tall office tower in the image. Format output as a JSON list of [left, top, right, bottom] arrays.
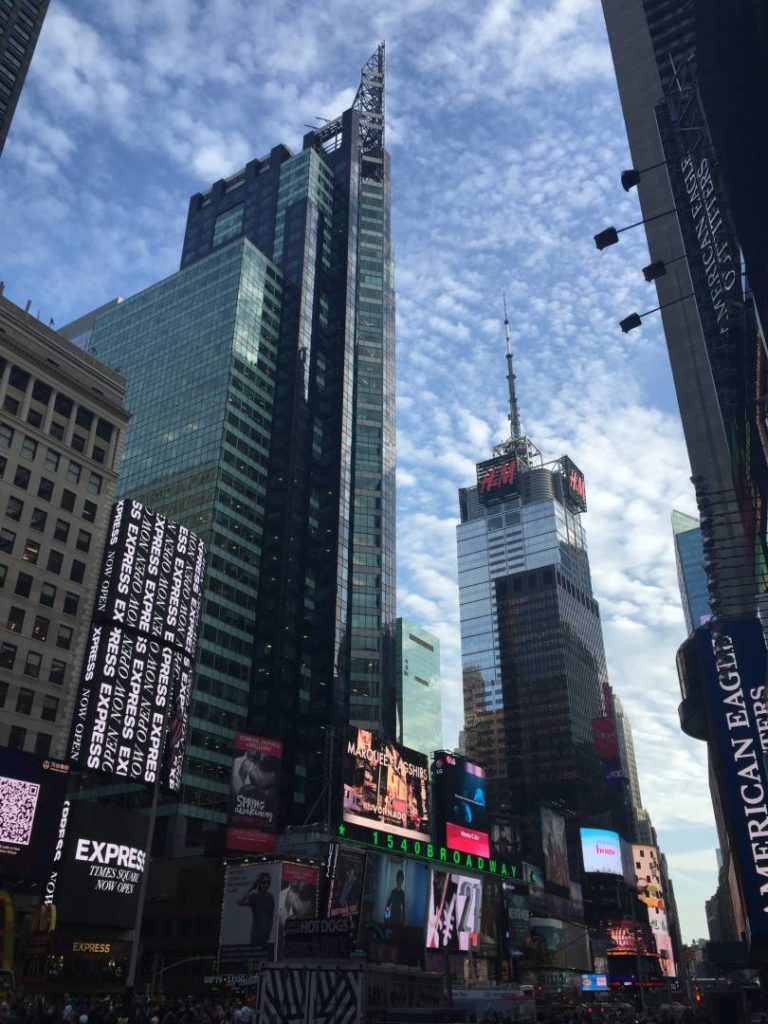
[[395, 618, 442, 755], [672, 510, 711, 635], [603, 0, 768, 963], [180, 44, 395, 745], [613, 694, 643, 835], [457, 314, 617, 824], [88, 47, 395, 845], [0, 0, 50, 157], [0, 295, 128, 757]]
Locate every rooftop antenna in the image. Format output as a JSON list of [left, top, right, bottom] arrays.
[[503, 292, 522, 442]]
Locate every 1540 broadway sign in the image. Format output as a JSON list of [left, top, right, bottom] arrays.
[[695, 620, 768, 949]]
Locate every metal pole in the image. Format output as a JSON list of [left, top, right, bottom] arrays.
[[126, 765, 162, 991], [628, 880, 646, 1017]]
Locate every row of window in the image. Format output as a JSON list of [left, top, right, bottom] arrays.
[[0, 422, 104, 487], [3, 724, 52, 756], [0, 565, 79, 614], [4, 606, 73, 649], [0, 642, 67, 683], [0, 530, 87, 582], [0, 680, 58, 720]]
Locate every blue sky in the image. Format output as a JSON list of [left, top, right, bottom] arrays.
[[0, 0, 716, 940]]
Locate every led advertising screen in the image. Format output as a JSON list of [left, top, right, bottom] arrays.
[[561, 456, 587, 513], [226, 733, 283, 854], [426, 871, 482, 951], [276, 863, 319, 957], [220, 863, 282, 967], [581, 974, 608, 992], [432, 751, 490, 858], [342, 728, 430, 842], [522, 918, 565, 968], [591, 716, 619, 758], [327, 846, 367, 919], [476, 455, 519, 504], [54, 802, 148, 928], [580, 828, 623, 876], [541, 807, 569, 888], [633, 844, 676, 979], [0, 749, 69, 880], [68, 500, 205, 791], [359, 854, 429, 966]]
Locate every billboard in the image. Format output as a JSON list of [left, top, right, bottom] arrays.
[[502, 882, 530, 953], [561, 456, 587, 513], [0, 749, 69, 881], [432, 751, 490, 858], [523, 918, 565, 968], [277, 862, 319, 956], [68, 500, 205, 791], [476, 455, 519, 504], [220, 862, 282, 967], [54, 802, 148, 928], [426, 871, 482, 950], [359, 853, 429, 966], [283, 917, 353, 960], [327, 846, 366, 919], [581, 974, 608, 992], [226, 733, 283, 854], [591, 716, 618, 758], [633, 844, 676, 979], [541, 807, 569, 888], [342, 728, 430, 842], [686, 621, 768, 949], [580, 828, 623, 876]]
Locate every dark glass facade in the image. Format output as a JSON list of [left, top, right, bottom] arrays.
[[88, 48, 395, 838], [0, 0, 50, 157]]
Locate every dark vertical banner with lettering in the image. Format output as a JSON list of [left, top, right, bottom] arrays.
[[68, 500, 205, 791], [690, 620, 768, 950]]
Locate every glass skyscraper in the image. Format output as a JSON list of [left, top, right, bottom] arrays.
[[395, 618, 442, 755], [87, 47, 395, 844], [672, 510, 711, 635], [0, 0, 50, 158]]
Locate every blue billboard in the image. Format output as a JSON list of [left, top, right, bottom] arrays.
[[692, 620, 768, 949], [581, 974, 608, 991]]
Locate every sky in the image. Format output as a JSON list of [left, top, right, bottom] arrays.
[[0, 0, 717, 941]]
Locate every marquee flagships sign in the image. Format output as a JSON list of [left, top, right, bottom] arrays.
[[693, 619, 768, 950], [68, 500, 205, 790]]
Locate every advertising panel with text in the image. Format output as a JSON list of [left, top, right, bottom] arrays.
[[432, 751, 490, 858], [226, 733, 283, 854]]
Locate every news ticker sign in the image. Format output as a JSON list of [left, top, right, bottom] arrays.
[[691, 620, 768, 948], [68, 501, 205, 791], [335, 822, 536, 883]]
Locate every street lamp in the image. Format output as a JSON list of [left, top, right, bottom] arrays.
[[642, 253, 687, 282], [620, 160, 668, 192]]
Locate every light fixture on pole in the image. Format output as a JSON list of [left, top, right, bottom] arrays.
[[594, 207, 678, 250], [642, 253, 687, 282], [619, 292, 695, 333], [620, 160, 668, 192]]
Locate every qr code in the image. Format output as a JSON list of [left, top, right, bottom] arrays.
[[0, 775, 40, 846]]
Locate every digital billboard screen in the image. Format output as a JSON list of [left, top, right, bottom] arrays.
[[226, 733, 283, 854], [476, 455, 519, 504], [633, 843, 676, 978], [541, 807, 569, 888], [327, 846, 367, 919], [432, 751, 489, 858], [220, 862, 282, 968], [54, 802, 148, 928], [426, 871, 482, 951], [561, 455, 587, 513], [68, 500, 205, 791], [0, 749, 69, 880], [342, 728, 430, 842], [358, 853, 429, 966], [580, 828, 623, 876]]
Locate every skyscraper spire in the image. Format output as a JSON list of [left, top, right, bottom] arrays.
[[503, 292, 522, 442]]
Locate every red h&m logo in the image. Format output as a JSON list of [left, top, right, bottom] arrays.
[[569, 469, 586, 504], [480, 459, 517, 493]]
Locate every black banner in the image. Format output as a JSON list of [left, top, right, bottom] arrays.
[[0, 749, 69, 881]]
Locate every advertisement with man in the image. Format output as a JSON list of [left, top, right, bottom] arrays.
[[342, 728, 430, 842], [226, 733, 283, 854], [426, 871, 482, 951], [54, 802, 148, 929], [327, 847, 366, 919], [432, 751, 490, 857], [541, 807, 569, 888], [220, 863, 281, 967], [358, 853, 429, 966], [0, 749, 69, 881]]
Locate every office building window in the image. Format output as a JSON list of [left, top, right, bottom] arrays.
[[8, 726, 26, 750], [82, 500, 97, 523], [76, 529, 91, 553], [32, 616, 49, 642], [49, 660, 66, 685], [6, 606, 24, 632], [21, 436, 37, 460], [34, 732, 52, 756], [0, 529, 15, 553], [23, 540, 40, 564], [0, 643, 17, 669], [63, 591, 78, 616], [37, 477, 54, 500], [88, 472, 102, 495], [0, 565, 6, 589], [13, 466, 31, 490], [0, 423, 13, 447], [61, 489, 76, 512], [23, 651, 41, 678], [14, 572, 32, 598], [53, 518, 69, 542], [66, 460, 81, 483], [40, 583, 56, 607], [41, 695, 58, 722], [45, 449, 59, 471], [70, 560, 85, 583], [56, 625, 73, 650], [46, 550, 63, 574], [0, 681, 7, 708], [6, 496, 23, 521], [15, 688, 33, 715]]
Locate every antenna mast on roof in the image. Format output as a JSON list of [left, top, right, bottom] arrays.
[[494, 295, 540, 466]]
